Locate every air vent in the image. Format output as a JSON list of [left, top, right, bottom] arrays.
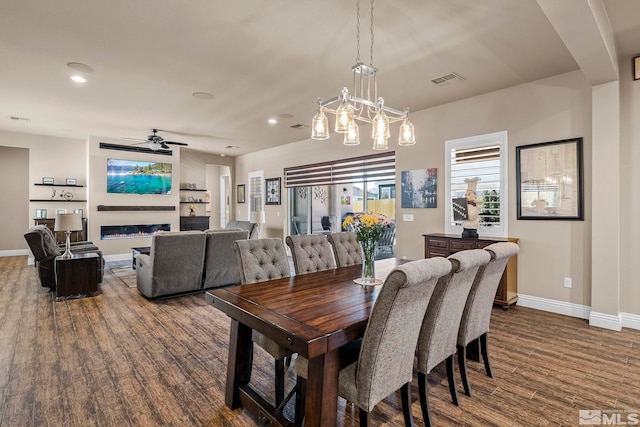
[[9, 116, 31, 122], [431, 72, 465, 85], [290, 123, 309, 129]]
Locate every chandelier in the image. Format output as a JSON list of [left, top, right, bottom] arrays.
[[311, 0, 416, 150]]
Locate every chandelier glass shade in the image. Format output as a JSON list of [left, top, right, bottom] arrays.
[[310, 0, 416, 150]]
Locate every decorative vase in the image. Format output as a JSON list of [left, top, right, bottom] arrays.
[[360, 240, 377, 284], [189, 210, 195, 217]]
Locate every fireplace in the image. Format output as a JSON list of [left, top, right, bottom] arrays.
[[100, 224, 170, 240]]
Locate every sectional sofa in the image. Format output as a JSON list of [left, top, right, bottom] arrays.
[[136, 228, 249, 298]]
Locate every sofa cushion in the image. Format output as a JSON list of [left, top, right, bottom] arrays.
[[203, 229, 249, 289], [136, 231, 207, 298]]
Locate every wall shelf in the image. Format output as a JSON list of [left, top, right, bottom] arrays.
[[179, 201, 207, 204], [34, 183, 85, 187], [180, 188, 207, 192], [97, 205, 176, 211], [29, 199, 87, 202]]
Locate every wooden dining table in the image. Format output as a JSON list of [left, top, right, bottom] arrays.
[[205, 258, 407, 427]]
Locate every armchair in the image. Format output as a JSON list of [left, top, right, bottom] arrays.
[[24, 225, 104, 288]]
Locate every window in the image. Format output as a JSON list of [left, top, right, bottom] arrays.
[[445, 131, 508, 237], [247, 170, 264, 217], [284, 153, 396, 235]]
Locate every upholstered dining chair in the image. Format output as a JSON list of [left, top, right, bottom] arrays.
[[457, 242, 519, 397], [328, 232, 362, 267], [233, 238, 292, 407], [285, 234, 336, 275], [291, 257, 452, 426], [416, 249, 491, 427]]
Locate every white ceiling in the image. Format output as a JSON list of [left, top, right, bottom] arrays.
[[1, 0, 638, 156]]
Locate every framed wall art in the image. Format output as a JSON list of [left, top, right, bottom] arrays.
[[400, 168, 437, 208], [634, 56, 640, 81], [516, 137, 583, 220], [66, 178, 77, 185], [265, 177, 281, 205], [42, 177, 54, 185], [237, 184, 246, 204]]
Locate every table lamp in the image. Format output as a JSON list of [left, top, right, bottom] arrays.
[[54, 213, 83, 259], [250, 210, 266, 238]]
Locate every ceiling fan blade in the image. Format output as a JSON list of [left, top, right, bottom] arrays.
[[164, 141, 188, 146]]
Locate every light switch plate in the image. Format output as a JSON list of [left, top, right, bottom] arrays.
[[403, 214, 414, 221]]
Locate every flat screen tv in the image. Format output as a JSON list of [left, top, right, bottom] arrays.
[[107, 158, 172, 194]]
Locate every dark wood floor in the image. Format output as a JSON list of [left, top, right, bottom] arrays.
[[1, 255, 639, 426]]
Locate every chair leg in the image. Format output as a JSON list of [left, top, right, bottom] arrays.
[[359, 408, 372, 427], [480, 333, 493, 378], [418, 372, 433, 427], [457, 344, 472, 397], [445, 355, 459, 406], [294, 376, 306, 426], [275, 358, 285, 407], [400, 382, 415, 427]]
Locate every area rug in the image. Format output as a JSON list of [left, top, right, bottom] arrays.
[[110, 266, 137, 288]]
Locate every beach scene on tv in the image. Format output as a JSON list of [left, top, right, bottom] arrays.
[[107, 158, 172, 194]]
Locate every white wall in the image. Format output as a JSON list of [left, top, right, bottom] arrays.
[[235, 70, 596, 311], [0, 130, 86, 251]]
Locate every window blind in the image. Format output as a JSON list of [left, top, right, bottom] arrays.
[[284, 152, 395, 188]]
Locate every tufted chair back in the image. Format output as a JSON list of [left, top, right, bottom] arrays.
[[337, 257, 452, 425], [456, 242, 519, 398], [414, 248, 491, 425], [328, 232, 362, 267], [285, 234, 335, 275], [232, 237, 293, 406], [233, 238, 291, 284], [459, 242, 519, 347]]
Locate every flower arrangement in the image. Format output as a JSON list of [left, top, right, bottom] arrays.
[[342, 212, 392, 284], [342, 212, 392, 244], [189, 204, 196, 215]]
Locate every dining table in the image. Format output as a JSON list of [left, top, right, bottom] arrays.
[[205, 257, 408, 427]]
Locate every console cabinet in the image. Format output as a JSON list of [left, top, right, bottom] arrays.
[[423, 233, 519, 308], [179, 216, 210, 231]]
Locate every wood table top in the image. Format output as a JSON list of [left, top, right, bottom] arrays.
[[206, 258, 408, 359]]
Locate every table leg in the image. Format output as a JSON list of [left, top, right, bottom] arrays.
[[304, 348, 340, 427], [225, 320, 253, 408]]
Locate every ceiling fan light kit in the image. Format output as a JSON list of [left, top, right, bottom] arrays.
[[123, 129, 189, 151], [311, 0, 416, 150]]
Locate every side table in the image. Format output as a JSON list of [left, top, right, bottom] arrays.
[[131, 246, 151, 269], [54, 253, 100, 301]]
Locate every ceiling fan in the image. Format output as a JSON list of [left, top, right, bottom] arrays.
[[125, 129, 188, 151]]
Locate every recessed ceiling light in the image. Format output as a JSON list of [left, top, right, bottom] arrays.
[[71, 75, 87, 83], [220, 153, 226, 157], [268, 118, 278, 125], [192, 92, 214, 100], [67, 62, 95, 73], [224, 145, 240, 149]]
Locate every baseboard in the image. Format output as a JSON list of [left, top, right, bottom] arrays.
[[517, 294, 640, 331], [0, 249, 30, 257], [589, 311, 622, 331], [517, 294, 591, 319], [621, 312, 640, 330], [103, 253, 131, 263]]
